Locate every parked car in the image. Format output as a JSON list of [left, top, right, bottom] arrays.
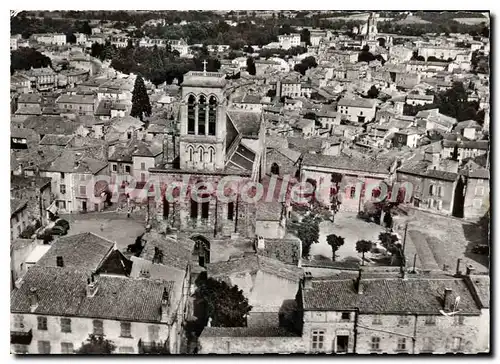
[[54, 219, 70, 231], [471, 244, 489, 255]]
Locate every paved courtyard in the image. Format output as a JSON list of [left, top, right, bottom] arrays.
[[309, 212, 386, 263], [60, 212, 146, 252]]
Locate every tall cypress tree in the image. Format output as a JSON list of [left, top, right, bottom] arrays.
[[130, 75, 151, 121]]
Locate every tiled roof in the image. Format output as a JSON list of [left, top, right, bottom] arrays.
[[96, 249, 133, 276], [256, 201, 283, 221], [139, 232, 195, 271], [40, 150, 107, 174], [11, 198, 27, 216], [468, 275, 490, 309], [56, 94, 95, 104], [467, 168, 490, 179], [208, 254, 302, 282], [18, 94, 42, 104], [227, 110, 261, 138], [200, 326, 299, 338], [11, 266, 174, 322], [36, 233, 114, 272], [337, 97, 377, 109], [443, 139, 488, 151], [11, 175, 51, 190], [301, 153, 394, 175], [39, 134, 73, 146], [303, 277, 482, 314], [258, 237, 301, 265], [23, 115, 79, 136]]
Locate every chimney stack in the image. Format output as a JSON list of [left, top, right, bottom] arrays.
[[29, 287, 39, 312], [56, 256, 64, 267], [160, 287, 170, 322], [86, 273, 99, 297], [303, 271, 313, 290], [466, 264, 475, 276], [356, 268, 364, 294], [455, 258, 462, 276], [257, 236, 265, 250], [443, 288, 453, 311]]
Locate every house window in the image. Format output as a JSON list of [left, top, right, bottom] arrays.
[[125, 165, 131, 173], [61, 318, 72, 333], [397, 338, 407, 351], [398, 316, 410, 326], [112, 164, 117, 172], [429, 184, 434, 196], [60, 184, 66, 194], [93, 320, 104, 336], [454, 315, 465, 326], [425, 316, 436, 325], [311, 330, 325, 350], [13, 344, 28, 354], [473, 199, 482, 208], [58, 200, 66, 210], [79, 186, 86, 195], [14, 315, 24, 329], [371, 336, 381, 351], [452, 337, 462, 351], [227, 202, 234, 221], [422, 337, 433, 352], [37, 316, 47, 331], [341, 312, 350, 321], [350, 186, 356, 198], [120, 322, 132, 337], [437, 186, 442, 197], [61, 342, 74, 354], [372, 315, 382, 325], [141, 162, 146, 170], [38, 341, 51, 354], [475, 186, 484, 196]]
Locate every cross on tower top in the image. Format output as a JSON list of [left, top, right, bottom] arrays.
[[202, 60, 208, 74]]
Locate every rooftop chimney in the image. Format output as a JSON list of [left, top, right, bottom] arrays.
[[160, 287, 170, 323], [356, 268, 364, 294], [455, 258, 462, 276], [466, 264, 475, 276], [86, 273, 99, 297], [56, 256, 64, 267], [303, 271, 313, 290], [29, 287, 39, 312], [443, 288, 453, 311], [257, 236, 265, 250]]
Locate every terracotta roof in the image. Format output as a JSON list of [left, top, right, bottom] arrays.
[[11, 266, 174, 322], [39, 134, 73, 146], [227, 110, 261, 138], [398, 161, 458, 182], [11, 198, 27, 216], [208, 254, 302, 282], [301, 153, 394, 175], [468, 275, 490, 309], [200, 326, 299, 338], [303, 277, 482, 314], [139, 232, 195, 271], [23, 115, 79, 136], [338, 97, 377, 109], [36, 233, 114, 272], [467, 168, 490, 179], [258, 238, 301, 265], [40, 150, 107, 174]]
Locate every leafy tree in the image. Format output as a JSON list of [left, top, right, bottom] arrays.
[[378, 232, 403, 265], [358, 46, 376, 63], [193, 272, 252, 327], [326, 234, 345, 261], [297, 214, 320, 258], [266, 89, 276, 98], [130, 75, 152, 121], [300, 28, 311, 46], [294, 56, 317, 75], [367, 85, 379, 99], [243, 45, 254, 54], [11, 48, 52, 75], [76, 334, 116, 354], [355, 240, 373, 265], [246, 57, 256, 75]]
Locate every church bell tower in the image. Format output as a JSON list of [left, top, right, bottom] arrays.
[[178, 62, 228, 172]]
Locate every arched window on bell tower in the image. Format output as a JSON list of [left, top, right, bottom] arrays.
[[198, 95, 207, 135], [187, 95, 196, 135], [198, 146, 204, 162], [208, 96, 217, 136], [208, 147, 215, 163]]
